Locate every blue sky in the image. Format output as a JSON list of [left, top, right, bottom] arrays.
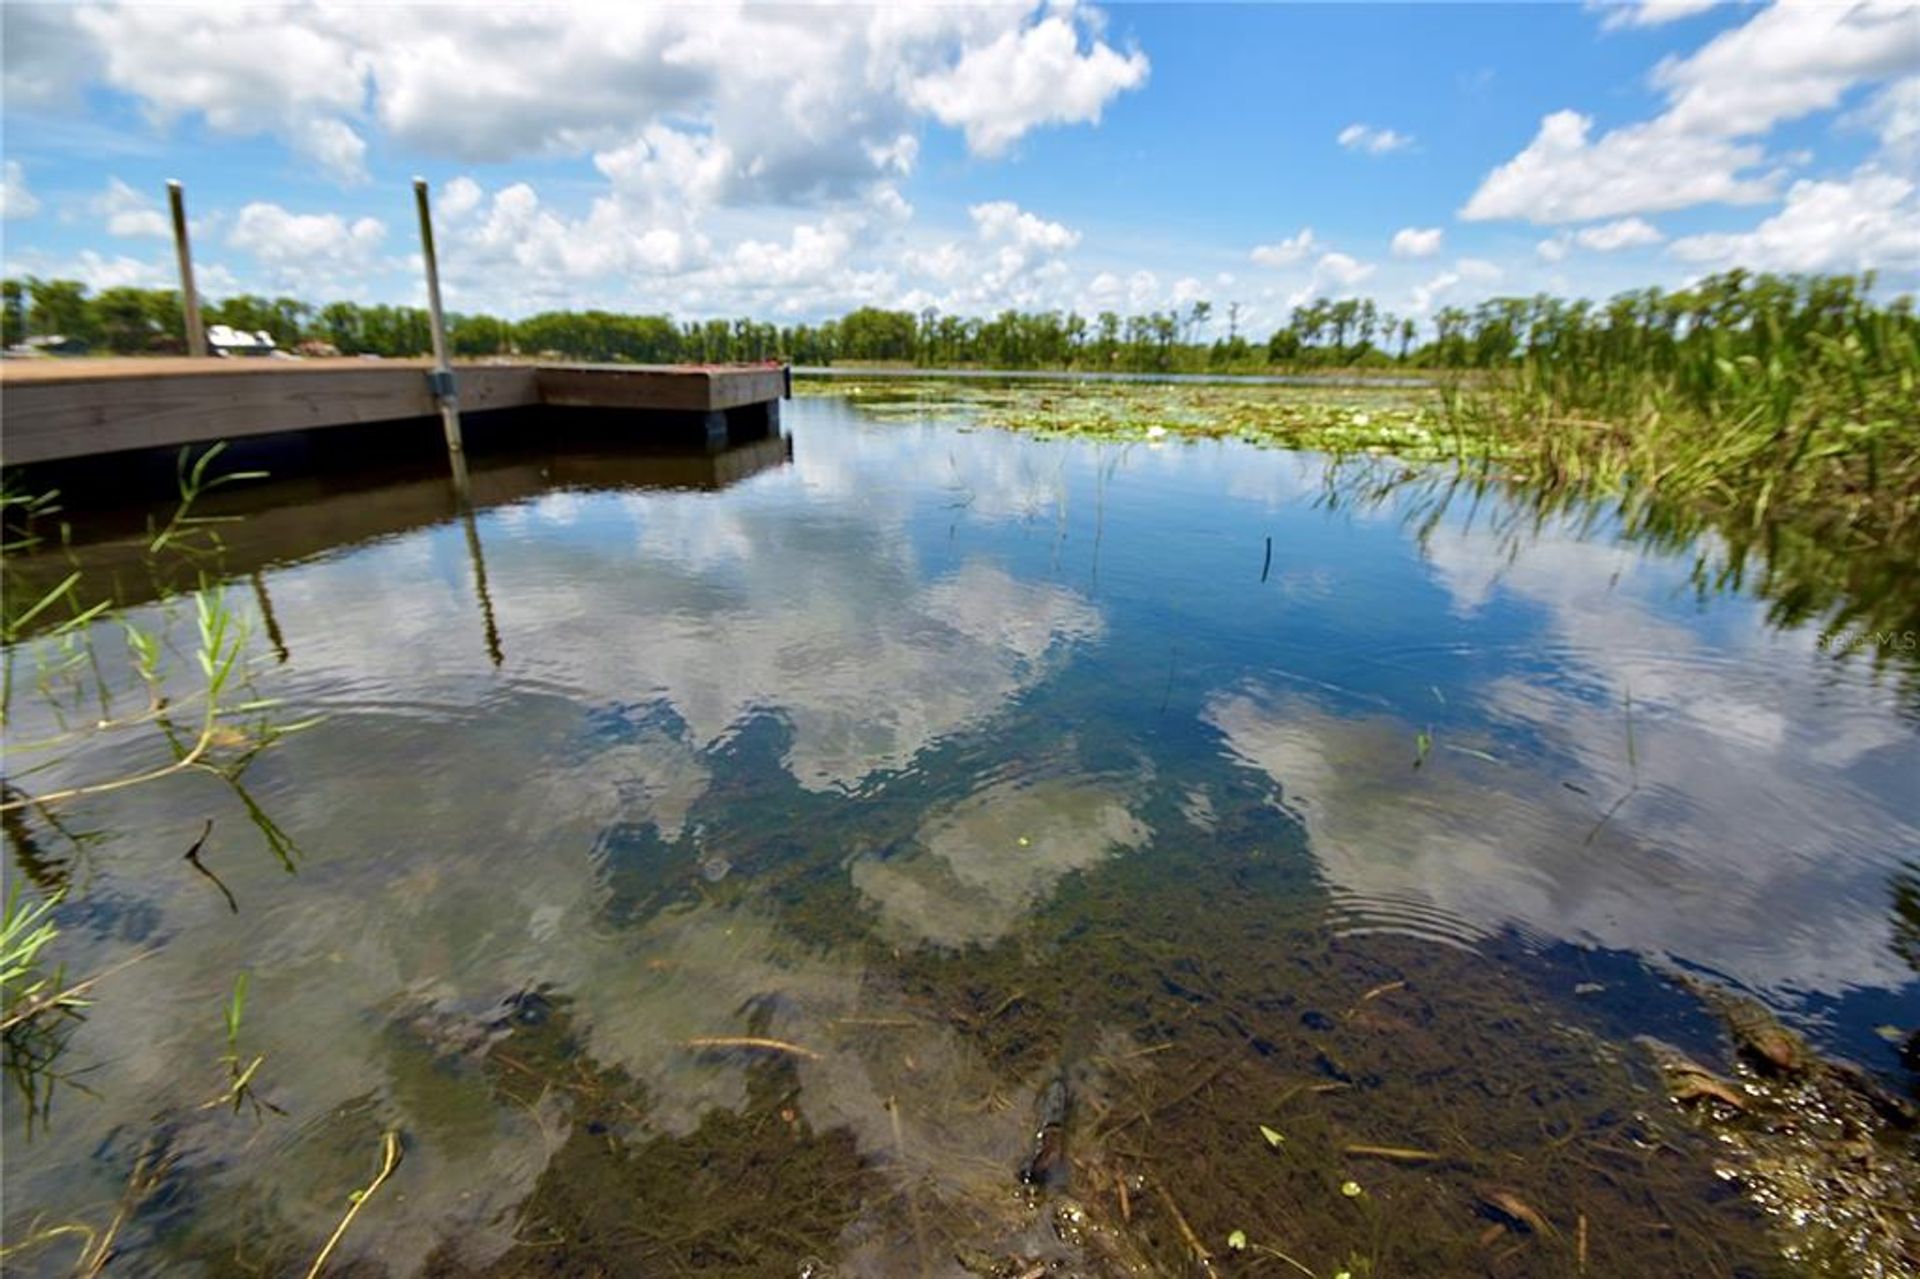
[[2, 1, 1914, 334]]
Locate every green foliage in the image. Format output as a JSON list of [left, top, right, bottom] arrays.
[[1, 884, 78, 1029], [2, 277, 28, 346]]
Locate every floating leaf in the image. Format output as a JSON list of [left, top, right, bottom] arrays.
[[1227, 1229, 1247, 1251], [1259, 1124, 1286, 1148]]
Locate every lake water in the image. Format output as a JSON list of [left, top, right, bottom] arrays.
[[3, 391, 1916, 1276]]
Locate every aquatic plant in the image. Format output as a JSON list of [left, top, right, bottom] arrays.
[[205, 971, 281, 1118], [1, 883, 86, 1128]]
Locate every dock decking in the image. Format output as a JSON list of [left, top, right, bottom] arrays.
[[0, 358, 789, 466]]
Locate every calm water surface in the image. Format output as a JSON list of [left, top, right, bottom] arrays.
[[3, 395, 1916, 1276]]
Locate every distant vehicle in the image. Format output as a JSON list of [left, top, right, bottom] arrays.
[[207, 324, 277, 357], [4, 334, 90, 357]]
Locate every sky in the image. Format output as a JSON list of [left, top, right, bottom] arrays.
[[1, 0, 1916, 335]]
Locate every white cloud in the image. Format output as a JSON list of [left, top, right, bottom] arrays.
[[593, 125, 737, 213], [1655, 0, 1917, 139], [1462, 110, 1775, 222], [907, 7, 1149, 156], [26, 3, 1146, 199], [228, 202, 385, 273], [1314, 251, 1375, 287], [724, 222, 856, 289], [1, 161, 40, 219], [1466, 3, 1919, 224], [92, 177, 169, 238], [451, 182, 706, 293], [69, 4, 373, 182], [1537, 237, 1570, 263], [65, 249, 171, 291], [1596, 0, 1722, 31], [437, 176, 483, 221], [1669, 166, 1920, 272], [1574, 216, 1664, 250], [1404, 260, 1497, 315], [969, 200, 1080, 252], [1250, 227, 1320, 267], [1336, 123, 1413, 155], [1390, 226, 1444, 258], [1287, 251, 1377, 306], [1855, 74, 1920, 167]]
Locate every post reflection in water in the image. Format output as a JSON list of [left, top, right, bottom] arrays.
[[0, 398, 1915, 1277], [460, 500, 504, 668]]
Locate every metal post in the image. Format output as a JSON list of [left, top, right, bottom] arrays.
[[413, 177, 465, 478], [167, 181, 206, 357]]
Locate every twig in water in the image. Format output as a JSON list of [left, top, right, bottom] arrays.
[[1154, 1181, 1211, 1265], [684, 1035, 822, 1061], [1261, 535, 1273, 583], [1250, 1241, 1318, 1278], [305, 1130, 402, 1279], [182, 819, 238, 914], [1343, 1143, 1442, 1163]]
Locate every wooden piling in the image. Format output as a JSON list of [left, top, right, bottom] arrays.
[[167, 181, 206, 358], [412, 177, 465, 479]]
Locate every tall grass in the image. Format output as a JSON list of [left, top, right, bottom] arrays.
[[1423, 274, 1920, 651], [1446, 274, 1919, 544]]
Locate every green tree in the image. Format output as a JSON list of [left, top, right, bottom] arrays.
[[1, 279, 25, 346], [26, 278, 95, 343]]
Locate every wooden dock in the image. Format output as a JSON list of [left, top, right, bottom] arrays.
[[0, 358, 789, 466]]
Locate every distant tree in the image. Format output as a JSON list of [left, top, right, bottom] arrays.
[[26, 278, 95, 342], [2, 279, 26, 346]]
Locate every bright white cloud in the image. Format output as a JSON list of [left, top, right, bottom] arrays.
[[93, 177, 169, 238], [1250, 227, 1320, 267], [1574, 216, 1664, 250], [907, 7, 1149, 156], [1467, 2, 1919, 225], [1391, 226, 1444, 258], [18, 3, 1146, 199], [969, 200, 1080, 252], [1669, 166, 1920, 272], [1596, 0, 1722, 31], [228, 202, 385, 274], [1855, 74, 1920, 166], [1655, 0, 1918, 139], [1404, 259, 1497, 315], [1337, 123, 1413, 154], [437, 176, 483, 221], [1462, 110, 1775, 222], [593, 125, 737, 213], [453, 182, 705, 292], [67, 5, 373, 182], [1313, 251, 1375, 287], [0, 161, 39, 219]]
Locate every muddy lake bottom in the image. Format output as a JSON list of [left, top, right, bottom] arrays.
[[3, 387, 1917, 1276]]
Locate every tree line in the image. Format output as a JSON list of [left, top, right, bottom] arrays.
[[3, 271, 1910, 374]]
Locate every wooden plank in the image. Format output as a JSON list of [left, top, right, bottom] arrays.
[[2, 365, 545, 466], [0, 360, 782, 465], [535, 364, 786, 412]]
